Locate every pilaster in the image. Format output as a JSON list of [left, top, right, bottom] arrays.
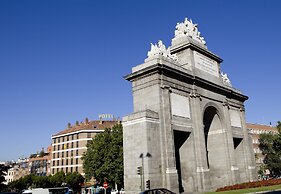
[[222, 100, 240, 184], [239, 107, 257, 181], [160, 85, 179, 192], [189, 88, 210, 191]]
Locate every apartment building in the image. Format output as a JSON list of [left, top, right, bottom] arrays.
[[51, 117, 119, 175], [4, 158, 29, 184], [29, 146, 52, 176], [247, 123, 278, 168]]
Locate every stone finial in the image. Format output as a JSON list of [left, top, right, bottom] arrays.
[[147, 40, 178, 62], [221, 72, 232, 86], [174, 18, 206, 45]]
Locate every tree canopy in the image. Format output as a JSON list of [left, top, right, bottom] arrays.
[[8, 172, 84, 193], [259, 121, 281, 176], [0, 164, 9, 192], [82, 124, 123, 188]]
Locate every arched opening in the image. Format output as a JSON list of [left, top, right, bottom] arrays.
[[174, 130, 191, 193], [203, 106, 228, 189]]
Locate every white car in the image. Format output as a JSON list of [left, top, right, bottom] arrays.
[[120, 188, 125, 194], [111, 189, 118, 194]]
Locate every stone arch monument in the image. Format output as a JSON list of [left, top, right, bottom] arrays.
[[123, 18, 257, 193]]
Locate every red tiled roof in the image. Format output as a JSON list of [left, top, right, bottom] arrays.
[[247, 123, 278, 132], [52, 120, 119, 137]]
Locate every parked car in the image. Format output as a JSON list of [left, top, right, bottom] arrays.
[[140, 188, 176, 194], [119, 188, 125, 194], [110, 189, 118, 194]]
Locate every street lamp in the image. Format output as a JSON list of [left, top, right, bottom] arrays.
[[139, 152, 152, 191]]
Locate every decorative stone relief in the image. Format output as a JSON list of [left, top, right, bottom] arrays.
[[174, 18, 206, 45], [221, 72, 232, 86], [147, 40, 178, 62]]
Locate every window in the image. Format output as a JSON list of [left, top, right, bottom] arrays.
[[53, 153, 55, 159], [57, 152, 60, 158], [76, 141, 79, 147], [57, 160, 59, 166], [66, 167, 68, 173], [71, 142, 74, 148], [58, 145, 60, 150], [61, 160, 64, 166], [53, 145, 56, 151], [76, 150, 79, 156], [61, 168, 63, 172], [67, 143, 69, 149], [71, 150, 73, 157], [66, 159, 68, 165], [67, 136, 69, 141], [70, 167, 73, 173], [66, 151, 68, 157], [53, 161, 55, 166], [71, 158, 73, 165], [57, 168, 59, 173], [76, 166, 78, 172], [54, 138, 56, 144], [87, 132, 91, 138], [62, 136, 64, 142], [76, 158, 78, 164], [58, 138, 60, 143], [62, 152, 64, 158], [52, 169, 54, 174], [76, 134, 79, 139], [71, 134, 74, 140]]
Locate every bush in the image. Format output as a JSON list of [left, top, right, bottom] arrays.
[[216, 178, 281, 192]]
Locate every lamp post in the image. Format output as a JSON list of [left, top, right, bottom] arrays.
[[139, 152, 152, 192]]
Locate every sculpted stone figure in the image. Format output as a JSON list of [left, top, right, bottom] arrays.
[[221, 72, 232, 86], [175, 18, 206, 45], [147, 40, 178, 62]]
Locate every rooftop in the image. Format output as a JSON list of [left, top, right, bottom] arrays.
[[247, 123, 278, 132], [52, 119, 119, 137]]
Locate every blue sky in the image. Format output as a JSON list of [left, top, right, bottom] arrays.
[[0, 0, 280, 161]]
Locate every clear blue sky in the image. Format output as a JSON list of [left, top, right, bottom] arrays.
[[0, 0, 280, 161]]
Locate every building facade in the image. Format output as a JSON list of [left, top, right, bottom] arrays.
[[247, 123, 278, 170], [51, 118, 118, 175], [29, 146, 52, 176], [4, 158, 29, 185]]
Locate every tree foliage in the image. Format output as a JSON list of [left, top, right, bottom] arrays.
[[0, 164, 9, 192], [259, 121, 281, 176], [82, 124, 123, 188], [7, 172, 84, 193]]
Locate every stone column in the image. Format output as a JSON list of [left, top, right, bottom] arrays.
[[222, 101, 240, 185], [240, 107, 257, 181], [160, 85, 179, 192], [189, 89, 210, 191]]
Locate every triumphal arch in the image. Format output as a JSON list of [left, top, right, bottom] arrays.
[[123, 18, 257, 193]]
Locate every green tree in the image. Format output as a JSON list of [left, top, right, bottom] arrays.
[[82, 124, 123, 188], [49, 171, 65, 187], [0, 164, 9, 192], [7, 172, 84, 192], [277, 121, 281, 131], [259, 121, 281, 176], [65, 172, 84, 193]]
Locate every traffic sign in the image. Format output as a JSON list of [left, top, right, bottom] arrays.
[[103, 182, 108, 189]]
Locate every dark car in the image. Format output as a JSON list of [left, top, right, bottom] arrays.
[[0, 193, 18, 194], [139, 188, 176, 194]]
